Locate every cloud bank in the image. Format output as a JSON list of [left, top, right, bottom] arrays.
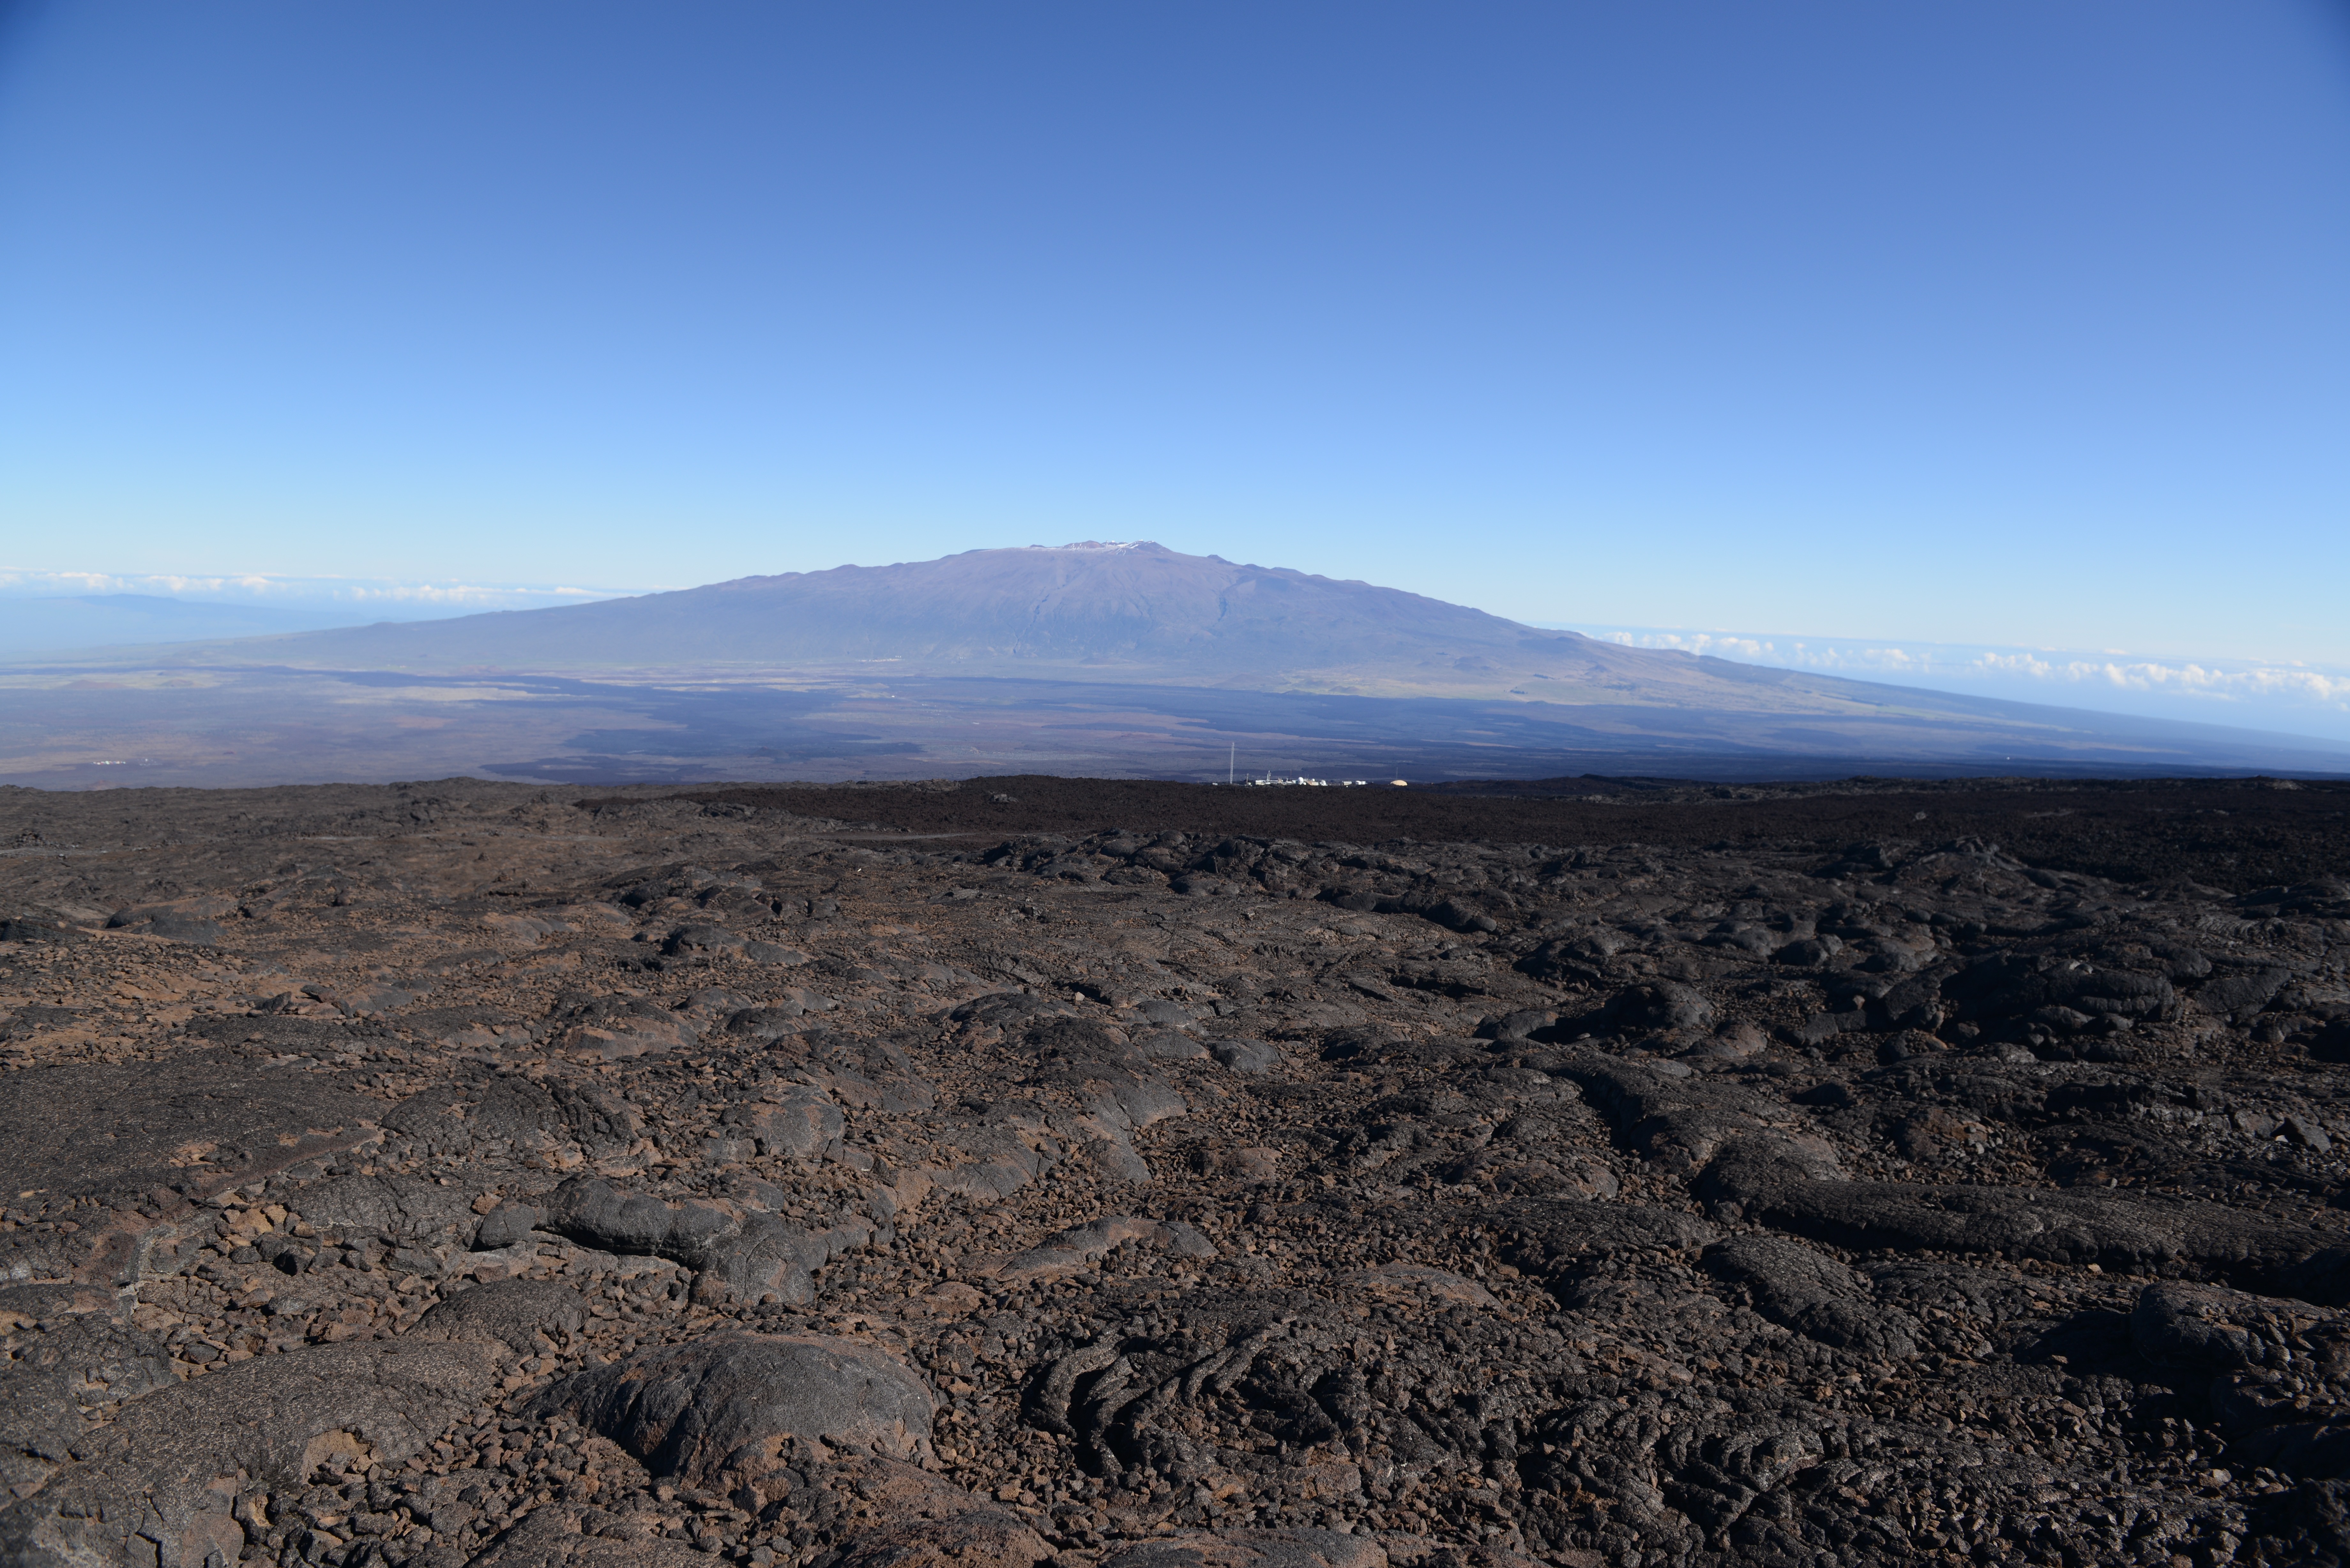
[[1547, 622, 2350, 743], [0, 569, 641, 616]]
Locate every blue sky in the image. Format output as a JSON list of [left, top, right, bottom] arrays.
[[3, 4, 2347, 692]]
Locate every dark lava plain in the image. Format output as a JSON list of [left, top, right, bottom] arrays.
[[684, 775, 2350, 895], [4, 774, 2350, 1568]]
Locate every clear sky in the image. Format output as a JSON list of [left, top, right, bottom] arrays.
[[4, 2, 2346, 669]]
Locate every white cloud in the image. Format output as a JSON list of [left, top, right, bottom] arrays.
[[1600, 629, 1781, 661], [0, 567, 641, 614], [1966, 651, 2350, 706], [1556, 620, 2350, 726]]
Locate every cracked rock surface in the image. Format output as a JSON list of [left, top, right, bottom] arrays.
[[3, 774, 2350, 1568]]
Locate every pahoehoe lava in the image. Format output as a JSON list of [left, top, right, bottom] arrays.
[[4, 773, 2350, 1568]]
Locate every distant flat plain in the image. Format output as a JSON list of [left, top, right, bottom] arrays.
[[5, 660, 2347, 790]]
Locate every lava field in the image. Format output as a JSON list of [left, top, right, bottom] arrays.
[[3, 774, 2349, 1568]]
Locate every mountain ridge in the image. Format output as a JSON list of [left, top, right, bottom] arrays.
[[9, 542, 2346, 785], [96, 541, 2104, 723], [173, 540, 1596, 693]]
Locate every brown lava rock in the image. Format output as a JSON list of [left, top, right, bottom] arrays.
[[0, 774, 2347, 1567]]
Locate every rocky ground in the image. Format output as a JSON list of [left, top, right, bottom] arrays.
[[2, 774, 2348, 1568]]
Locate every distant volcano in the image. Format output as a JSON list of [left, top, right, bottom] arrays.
[[208, 541, 1585, 690], [180, 540, 1939, 714], [12, 543, 2350, 785]]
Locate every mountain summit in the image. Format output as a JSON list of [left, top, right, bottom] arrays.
[[216, 540, 1721, 701], [180, 542, 2304, 740]]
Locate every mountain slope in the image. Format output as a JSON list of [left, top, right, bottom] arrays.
[[193, 541, 1579, 689], [38, 541, 2345, 776], [143, 542, 2009, 718]]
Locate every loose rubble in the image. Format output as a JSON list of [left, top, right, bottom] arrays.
[[3, 775, 2349, 1568]]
